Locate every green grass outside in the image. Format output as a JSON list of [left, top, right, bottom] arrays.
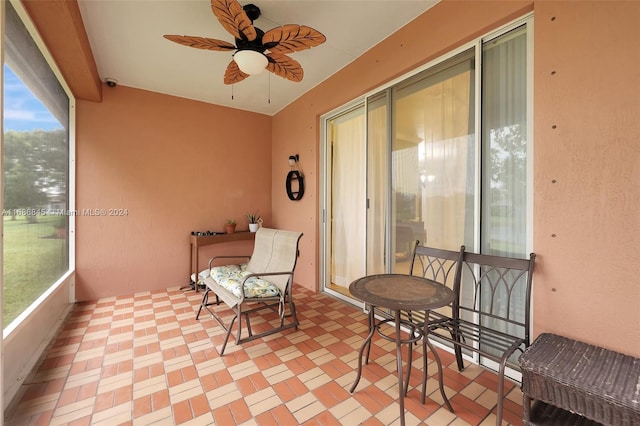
[[3, 215, 68, 327]]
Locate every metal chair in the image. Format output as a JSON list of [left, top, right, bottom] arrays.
[[196, 227, 303, 354], [430, 249, 536, 425]]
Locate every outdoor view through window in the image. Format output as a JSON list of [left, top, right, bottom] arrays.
[[3, 0, 70, 329]]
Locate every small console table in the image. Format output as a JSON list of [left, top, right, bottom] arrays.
[[190, 231, 255, 292]]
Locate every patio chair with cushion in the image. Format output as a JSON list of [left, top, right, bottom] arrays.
[[195, 227, 303, 354]]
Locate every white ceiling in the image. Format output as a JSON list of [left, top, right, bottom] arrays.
[[77, 0, 438, 116]]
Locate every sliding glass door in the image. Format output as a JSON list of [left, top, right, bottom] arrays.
[[323, 48, 477, 295], [321, 21, 532, 375], [366, 93, 389, 276], [324, 105, 366, 298], [479, 25, 530, 370], [392, 49, 476, 275], [481, 25, 529, 258]]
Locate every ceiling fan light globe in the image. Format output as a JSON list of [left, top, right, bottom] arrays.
[[234, 50, 268, 75]]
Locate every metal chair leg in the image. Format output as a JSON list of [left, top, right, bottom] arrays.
[[453, 325, 465, 371], [219, 314, 237, 355], [495, 358, 508, 425], [234, 306, 243, 344], [196, 289, 209, 320]]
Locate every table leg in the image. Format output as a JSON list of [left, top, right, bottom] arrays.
[[364, 307, 374, 365], [403, 323, 414, 397], [423, 318, 453, 412], [349, 307, 376, 394], [395, 310, 406, 426], [420, 318, 428, 404], [191, 242, 199, 293]]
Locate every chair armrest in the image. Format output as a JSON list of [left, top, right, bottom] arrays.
[[208, 255, 251, 269]]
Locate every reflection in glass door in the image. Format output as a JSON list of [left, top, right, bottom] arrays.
[[392, 49, 476, 275]]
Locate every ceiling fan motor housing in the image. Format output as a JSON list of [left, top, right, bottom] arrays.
[[243, 4, 261, 22], [236, 27, 266, 53]]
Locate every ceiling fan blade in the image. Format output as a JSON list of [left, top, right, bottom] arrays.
[[266, 53, 303, 82], [211, 0, 257, 42], [224, 60, 249, 85], [263, 25, 326, 54], [163, 35, 236, 51]]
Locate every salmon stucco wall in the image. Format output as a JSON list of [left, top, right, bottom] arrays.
[[272, 0, 640, 357], [531, 1, 640, 354], [76, 85, 272, 300]]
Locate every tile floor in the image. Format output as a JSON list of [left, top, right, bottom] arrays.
[[5, 285, 524, 425]]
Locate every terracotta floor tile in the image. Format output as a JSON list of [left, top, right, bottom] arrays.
[[499, 402, 525, 426], [172, 399, 193, 424], [27, 409, 55, 426], [93, 390, 116, 413], [404, 394, 440, 421], [442, 365, 473, 392], [5, 286, 524, 426], [309, 410, 343, 426], [228, 398, 252, 424], [236, 375, 257, 397], [354, 384, 389, 414], [212, 406, 235, 425], [67, 415, 92, 426], [211, 369, 234, 388], [312, 381, 350, 408], [254, 410, 279, 426], [272, 381, 298, 403], [133, 395, 152, 418], [181, 365, 198, 382], [167, 369, 184, 387], [361, 417, 386, 426], [450, 393, 488, 425], [319, 358, 352, 379], [64, 318, 90, 329], [114, 384, 133, 405], [286, 355, 317, 375], [77, 381, 99, 400], [134, 327, 158, 338], [152, 388, 171, 411], [57, 386, 80, 407], [296, 338, 324, 354], [324, 341, 354, 357], [189, 394, 210, 418]]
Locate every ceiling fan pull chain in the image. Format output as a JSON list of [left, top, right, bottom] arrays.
[[268, 73, 271, 104], [231, 83, 234, 101]]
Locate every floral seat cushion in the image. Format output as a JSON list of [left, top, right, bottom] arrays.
[[209, 264, 280, 299]]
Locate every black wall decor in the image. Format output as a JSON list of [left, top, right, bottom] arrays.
[[286, 154, 304, 200]]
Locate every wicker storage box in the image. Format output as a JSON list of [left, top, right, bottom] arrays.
[[519, 333, 640, 426]]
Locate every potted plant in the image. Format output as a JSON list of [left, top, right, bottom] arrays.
[[246, 212, 261, 232], [225, 219, 236, 234]]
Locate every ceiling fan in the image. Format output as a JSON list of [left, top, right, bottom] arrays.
[[164, 0, 326, 85]]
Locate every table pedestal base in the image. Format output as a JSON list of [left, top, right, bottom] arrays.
[[350, 308, 453, 426]]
